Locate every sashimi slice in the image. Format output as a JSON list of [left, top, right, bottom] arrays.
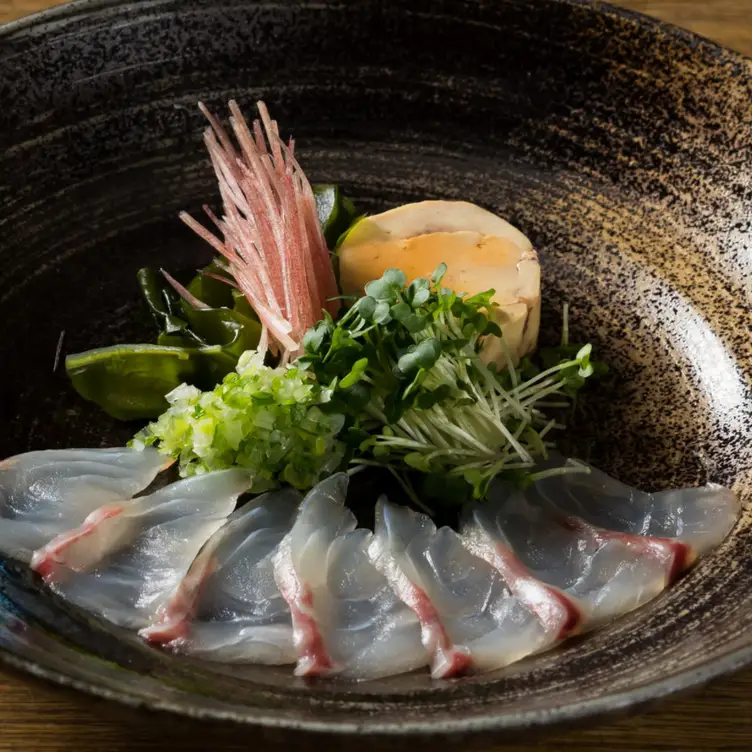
[[0, 447, 167, 563], [464, 483, 675, 630], [370, 499, 550, 679], [530, 457, 740, 565], [30, 470, 249, 629], [273, 474, 355, 677], [315, 528, 427, 679], [141, 488, 300, 666], [273, 474, 427, 679]]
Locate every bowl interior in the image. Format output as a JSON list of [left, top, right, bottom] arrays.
[[1, 0, 752, 736]]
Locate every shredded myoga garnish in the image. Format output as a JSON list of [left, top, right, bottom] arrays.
[[0, 100, 739, 682], [178, 101, 338, 360]]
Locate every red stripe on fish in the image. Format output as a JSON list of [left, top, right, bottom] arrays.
[[557, 516, 691, 584], [30, 504, 125, 582], [466, 537, 582, 639], [293, 587, 335, 677], [386, 572, 472, 679], [141, 550, 219, 645], [273, 540, 334, 677]]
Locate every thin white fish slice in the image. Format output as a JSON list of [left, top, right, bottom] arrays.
[[370, 499, 549, 679], [465, 483, 674, 631], [531, 457, 741, 564], [316, 528, 427, 680], [30, 470, 250, 630], [273, 473, 357, 677], [0, 447, 168, 563], [273, 474, 426, 679], [141, 488, 301, 665]]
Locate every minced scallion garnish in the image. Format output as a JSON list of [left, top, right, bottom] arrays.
[[131, 351, 346, 492]]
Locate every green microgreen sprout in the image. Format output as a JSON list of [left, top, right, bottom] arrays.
[[300, 265, 604, 507]]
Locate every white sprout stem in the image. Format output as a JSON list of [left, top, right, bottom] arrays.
[[519, 382, 569, 411], [526, 463, 590, 484], [511, 358, 580, 397], [397, 416, 427, 443], [407, 411, 452, 450], [374, 437, 432, 452], [423, 447, 487, 462], [561, 301, 570, 347], [425, 404, 497, 456], [537, 418, 558, 440], [472, 356, 528, 420], [497, 335, 519, 388]]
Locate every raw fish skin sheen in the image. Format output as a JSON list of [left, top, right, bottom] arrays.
[[273, 474, 428, 680], [30, 470, 250, 629], [141, 488, 301, 665], [0, 444, 738, 683], [370, 499, 550, 679], [0, 447, 167, 563], [464, 482, 677, 632], [530, 458, 740, 566]]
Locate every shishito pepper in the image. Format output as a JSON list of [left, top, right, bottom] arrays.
[[67, 344, 211, 421], [66, 266, 261, 420]]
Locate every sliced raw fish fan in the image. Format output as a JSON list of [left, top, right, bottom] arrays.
[[530, 457, 740, 566], [30, 470, 250, 629], [273, 474, 427, 679], [464, 482, 677, 630], [370, 499, 550, 679], [141, 488, 301, 665], [0, 447, 167, 563]]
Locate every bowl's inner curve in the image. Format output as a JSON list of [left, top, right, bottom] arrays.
[[0, 0, 751, 733]]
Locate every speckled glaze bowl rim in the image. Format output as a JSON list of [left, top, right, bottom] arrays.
[[2, 0, 752, 737], [2, 637, 752, 735]]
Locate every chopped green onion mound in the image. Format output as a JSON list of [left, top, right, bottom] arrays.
[[131, 351, 346, 491]]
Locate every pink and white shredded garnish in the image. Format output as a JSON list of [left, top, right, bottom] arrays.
[[179, 101, 339, 361]]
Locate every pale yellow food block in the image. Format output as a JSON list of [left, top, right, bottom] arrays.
[[338, 201, 540, 365]]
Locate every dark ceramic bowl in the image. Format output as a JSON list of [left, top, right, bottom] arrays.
[[1, 0, 751, 743]]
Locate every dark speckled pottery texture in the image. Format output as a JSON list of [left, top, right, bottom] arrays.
[[1, 0, 751, 743]]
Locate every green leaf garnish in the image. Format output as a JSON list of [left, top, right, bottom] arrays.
[[300, 266, 604, 505]]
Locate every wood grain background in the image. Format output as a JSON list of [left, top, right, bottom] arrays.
[[1, 1, 751, 750]]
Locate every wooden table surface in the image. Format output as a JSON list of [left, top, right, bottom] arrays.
[[1, 0, 751, 750]]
